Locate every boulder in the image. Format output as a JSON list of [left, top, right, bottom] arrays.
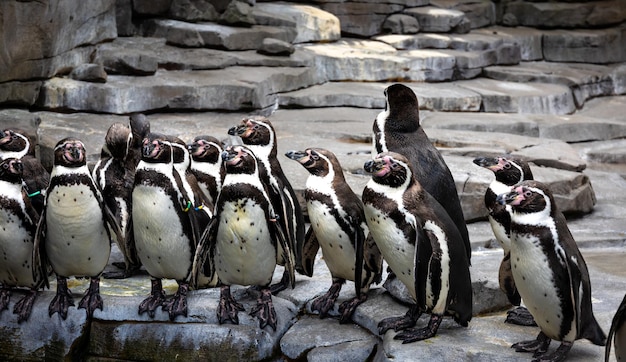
[[219, 0, 256, 27], [0, 81, 42, 107], [69, 64, 108, 83], [169, 0, 219, 22], [404, 6, 471, 33], [254, 3, 341, 43], [320, 2, 404, 37], [382, 14, 420, 34], [474, 26, 543, 61], [430, 0, 496, 29]]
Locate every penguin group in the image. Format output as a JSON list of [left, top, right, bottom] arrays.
[[0, 83, 614, 361]]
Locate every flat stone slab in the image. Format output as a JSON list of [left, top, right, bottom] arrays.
[[542, 26, 626, 64], [374, 31, 504, 51], [504, 0, 626, 29], [253, 3, 341, 44], [474, 26, 543, 61]]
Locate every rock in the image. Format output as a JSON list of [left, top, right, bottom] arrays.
[[320, 3, 404, 37], [169, 0, 219, 22], [219, 0, 256, 27], [69, 64, 107, 83], [254, 3, 341, 44], [404, 6, 471, 33], [430, 0, 496, 29], [503, 0, 626, 29], [375, 32, 505, 51], [542, 26, 626, 64], [115, 0, 135, 36], [382, 14, 420, 34], [578, 139, 626, 165], [0, 81, 42, 107], [257, 38, 295, 56], [133, 0, 172, 15], [474, 26, 543, 61]]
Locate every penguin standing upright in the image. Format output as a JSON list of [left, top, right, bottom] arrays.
[[228, 117, 305, 293], [285, 148, 383, 323], [473, 156, 536, 326], [362, 152, 472, 343], [34, 138, 120, 319], [132, 133, 202, 320], [372, 84, 470, 263], [606, 294, 626, 362], [0, 128, 49, 214], [194, 145, 294, 330], [93, 122, 141, 279], [188, 135, 225, 210], [498, 180, 606, 361], [0, 158, 46, 322]]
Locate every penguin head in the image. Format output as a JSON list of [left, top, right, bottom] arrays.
[[0, 158, 23, 183], [189, 136, 223, 164], [129, 113, 150, 148], [382, 84, 420, 132], [364, 152, 413, 189], [497, 180, 555, 216], [228, 117, 274, 148], [473, 156, 533, 186], [221, 145, 258, 175], [104, 123, 132, 161], [0, 128, 33, 158], [285, 148, 336, 178], [141, 133, 172, 164], [54, 138, 87, 167], [168, 136, 190, 170]]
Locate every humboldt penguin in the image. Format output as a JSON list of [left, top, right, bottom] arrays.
[[372, 84, 470, 263], [606, 294, 626, 362], [188, 135, 225, 210], [0, 158, 46, 323], [498, 180, 606, 361], [132, 133, 203, 320], [93, 122, 141, 279], [127, 113, 151, 170], [228, 116, 305, 293], [362, 152, 472, 343], [285, 148, 383, 323], [473, 156, 536, 326], [194, 145, 293, 330], [34, 138, 120, 319], [0, 128, 49, 214]]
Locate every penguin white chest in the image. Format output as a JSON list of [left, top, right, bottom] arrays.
[[132, 184, 191, 281], [0, 200, 36, 287], [45, 184, 111, 277], [364, 203, 416, 300], [510, 232, 575, 341], [215, 198, 276, 287], [488, 215, 511, 252], [308, 200, 356, 281]]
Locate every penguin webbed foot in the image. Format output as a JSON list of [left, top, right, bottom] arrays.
[[378, 305, 421, 335], [138, 279, 166, 318], [49, 277, 75, 319], [0, 287, 10, 312], [530, 341, 572, 362], [162, 283, 189, 321], [268, 270, 290, 295], [249, 288, 277, 331], [14, 290, 38, 323], [78, 277, 103, 318], [217, 285, 245, 325], [505, 306, 537, 326], [394, 314, 443, 344], [311, 280, 342, 319], [512, 331, 551, 356], [338, 293, 368, 324]]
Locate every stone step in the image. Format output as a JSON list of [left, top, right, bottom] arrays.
[[253, 3, 341, 44], [502, 0, 626, 29], [404, 6, 472, 33]]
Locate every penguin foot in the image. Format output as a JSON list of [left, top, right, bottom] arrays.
[[512, 331, 551, 354], [250, 288, 277, 331], [14, 290, 38, 323], [311, 280, 342, 319], [78, 277, 104, 318], [378, 305, 421, 334], [217, 285, 244, 325], [394, 314, 443, 344], [269, 270, 290, 295], [505, 306, 537, 326], [162, 283, 189, 321], [338, 294, 368, 324], [0, 287, 10, 312], [531, 341, 572, 362], [49, 277, 75, 319], [138, 279, 166, 318]]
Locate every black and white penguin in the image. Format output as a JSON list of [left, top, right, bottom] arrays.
[[194, 145, 293, 330], [285, 148, 383, 323], [0, 128, 49, 214], [34, 138, 120, 319], [228, 116, 305, 293], [473, 156, 536, 326], [188, 135, 225, 210], [0, 158, 46, 323], [127, 113, 151, 171], [372, 84, 470, 263], [362, 152, 472, 343], [606, 294, 626, 362], [93, 122, 141, 279], [497, 180, 606, 361]]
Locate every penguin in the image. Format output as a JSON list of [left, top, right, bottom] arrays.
[[228, 116, 306, 293], [193, 145, 293, 330], [372, 84, 470, 263], [285, 148, 383, 323], [362, 152, 472, 343], [473, 156, 536, 326], [93, 122, 141, 279], [34, 138, 121, 319], [0, 128, 49, 214], [606, 294, 626, 362], [0, 158, 46, 323], [188, 135, 225, 210], [497, 180, 606, 361], [127, 113, 151, 171], [132, 133, 202, 320]]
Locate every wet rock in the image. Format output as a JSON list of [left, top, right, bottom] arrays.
[[69, 64, 107, 83], [254, 3, 341, 44], [382, 14, 420, 34], [257, 38, 295, 56]]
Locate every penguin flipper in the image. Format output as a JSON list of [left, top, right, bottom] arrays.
[[353, 218, 365, 298], [606, 294, 626, 362], [270, 213, 295, 289], [191, 217, 217, 289], [299, 226, 319, 277], [33, 204, 50, 290], [363, 233, 383, 285], [499, 252, 521, 306]]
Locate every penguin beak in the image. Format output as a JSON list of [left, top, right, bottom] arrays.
[[285, 150, 307, 162], [227, 124, 247, 137], [10, 159, 23, 174], [0, 130, 9, 145], [473, 157, 501, 171], [67, 144, 84, 162], [497, 188, 523, 206], [221, 148, 242, 166], [364, 158, 386, 175]]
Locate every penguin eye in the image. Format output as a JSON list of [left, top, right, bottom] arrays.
[[2, 163, 7, 169], [503, 162, 511, 169], [524, 190, 532, 198]]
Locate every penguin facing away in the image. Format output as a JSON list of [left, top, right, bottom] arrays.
[[362, 152, 472, 343], [0, 158, 46, 323], [285, 148, 383, 323], [228, 116, 305, 293], [372, 84, 470, 263], [34, 138, 121, 320], [188, 135, 225, 211], [606, 293, 626, 362], [193, 145, 293, 331], [473, 155, 536, 326], [498, 180, 606, 361]]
